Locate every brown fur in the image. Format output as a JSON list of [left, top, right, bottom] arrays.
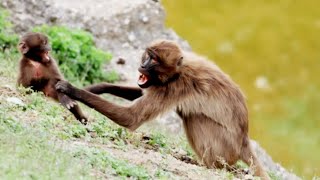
[[17, 32, 88, 124], [56, 40, 269, 179]]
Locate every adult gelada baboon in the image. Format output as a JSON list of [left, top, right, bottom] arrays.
[[56, 40, 269, 179]]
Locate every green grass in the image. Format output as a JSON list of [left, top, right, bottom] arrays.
[[33, 25, 117, 85], [73, 148, 149, 179], [162, 0, 320, 178], [0, 119, 92, 179], [0, 112, 150, 179], [0, 52, 152, 179]]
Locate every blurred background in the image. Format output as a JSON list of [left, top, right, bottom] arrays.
[[162, 0, 320, 178]]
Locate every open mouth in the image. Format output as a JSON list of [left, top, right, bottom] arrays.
[[138, 73, 149, 86]]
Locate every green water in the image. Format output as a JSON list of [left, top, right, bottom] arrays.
[[162, 0, 320, 178]]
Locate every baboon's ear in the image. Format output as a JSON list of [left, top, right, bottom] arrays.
[[18, 42, 29, 54], [177, 56, 183, 66]]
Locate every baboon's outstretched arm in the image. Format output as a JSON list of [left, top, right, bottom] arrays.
[[84, 83, 142, 101], [56, 81, 164, 130]]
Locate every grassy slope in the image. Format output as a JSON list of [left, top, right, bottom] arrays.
[[0, 52, 156, 179], [0, 52, 248, 179]]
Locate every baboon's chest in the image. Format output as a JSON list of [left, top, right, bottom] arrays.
[[176, 95, 211, 116], [30, 61, 45, 79], [27, 61, 49, 91]]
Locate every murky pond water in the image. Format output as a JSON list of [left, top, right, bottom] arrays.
[[162, 0, 320, 178]]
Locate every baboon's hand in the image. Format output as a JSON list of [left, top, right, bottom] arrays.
[[55, 80, 74, 94], [80, 118, 88, 125], [59, 94, 77, 109]]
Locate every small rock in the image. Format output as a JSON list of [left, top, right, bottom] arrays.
[[142, 134, 151, 140], [123, 18, 130, 25], [6, 97, 25, 106], [139, 13, 149, 23], [175, 148, 187, 156], [117, 57, 126, 65], [128, 33, 136, 42], [141, 16, 149, 23], [243, 174, 254, 180], [89, 132, 97, 138], [49, 16, 58, 23], [242, 168, 250, 174], [122, 42, 130, 48], [3, 84, 14, 90]]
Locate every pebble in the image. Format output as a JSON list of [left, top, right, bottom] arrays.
[[128, 33, 136, 42], [139, 13, 149, 23], [123, 18, 130, 25], [6, 97, 25, 106]]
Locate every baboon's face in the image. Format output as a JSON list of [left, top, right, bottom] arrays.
[[19, 32, 51, 62], [137, 40, 183, 88]]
